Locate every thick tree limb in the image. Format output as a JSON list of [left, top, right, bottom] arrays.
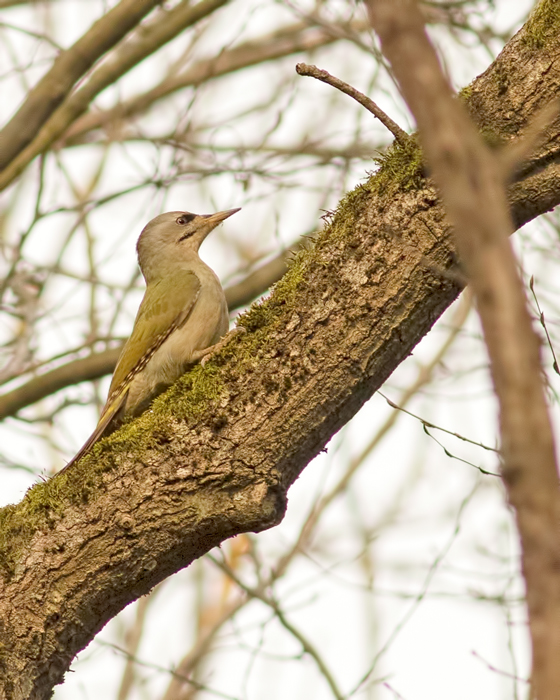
[[367, 1, 560, 698], [1, 4, 560, 698]]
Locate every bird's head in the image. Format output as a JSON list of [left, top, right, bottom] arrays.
[[137, 208, 240, 282]]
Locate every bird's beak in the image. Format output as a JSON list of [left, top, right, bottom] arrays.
[[202, 207, 241, 227]]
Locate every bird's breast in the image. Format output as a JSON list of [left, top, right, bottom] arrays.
[[149, 268, 227, 381]]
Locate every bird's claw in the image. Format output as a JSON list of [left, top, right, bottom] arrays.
[[200, 327, 247, 367]]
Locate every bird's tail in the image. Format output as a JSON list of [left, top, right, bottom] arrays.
[[56, 387, 128, 476]]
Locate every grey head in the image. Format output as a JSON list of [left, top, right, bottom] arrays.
[[137, 208, 240, 282]]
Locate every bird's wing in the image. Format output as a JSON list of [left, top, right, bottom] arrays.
[[106, 270, 201, 401], [57, 271, 201, 475]]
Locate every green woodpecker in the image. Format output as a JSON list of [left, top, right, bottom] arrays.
[[60, 207, 240, 473]]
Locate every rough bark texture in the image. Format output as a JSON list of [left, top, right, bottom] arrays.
[[1, 4, 560, 698]]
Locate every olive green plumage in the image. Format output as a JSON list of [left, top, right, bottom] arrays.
[[60, 207, 240, 473]]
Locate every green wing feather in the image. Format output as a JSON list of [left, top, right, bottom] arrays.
[[58, 270, 201, 474], [106, 270, 201, 399]]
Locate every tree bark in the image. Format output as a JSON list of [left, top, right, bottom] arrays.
[[1, 5, 560, 698]]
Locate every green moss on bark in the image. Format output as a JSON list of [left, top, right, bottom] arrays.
[[523, 0, 560, 49]]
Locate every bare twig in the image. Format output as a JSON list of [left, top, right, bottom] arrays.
[[296, 62, 410, 145], [529, 276, 560, 376], [96, 640, 240, 700], [379, 393, 499, 453], [209, 554, 344, 700], [161, 595, 246, 700], [351, 482, 480, 695], [117, 594, 154, 700]]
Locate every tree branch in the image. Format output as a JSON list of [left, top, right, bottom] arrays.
[[0, 0, 230, 191], [0, 0, 162, 171], [366, 1, 560, 698], [60, 20, 370, 147], [295, 62, 411, 145]]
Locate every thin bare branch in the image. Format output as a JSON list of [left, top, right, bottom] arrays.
[[0, 0, 230, 191], [161, 595, 246, 700], [529, 276, 560, 376], [296, 62, 411, 145], [209, 554, 345, 700], [117, 594, 154, 700], [61, 20, 370, 147], [0, 347, 122, 421]]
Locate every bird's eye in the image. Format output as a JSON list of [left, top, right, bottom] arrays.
[[176, 213, 196, 226]]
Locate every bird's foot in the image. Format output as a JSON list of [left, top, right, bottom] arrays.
[[200, 327, 247, 367]]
